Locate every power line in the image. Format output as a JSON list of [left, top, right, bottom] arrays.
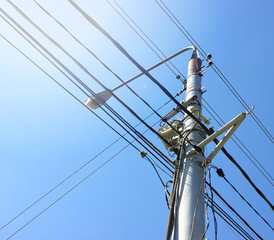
[[32, 0, 186, 148], [0, 9, 175, 173], [212, 167, 273, 231], [4, 138, 172, 240], [5, 141, 131, 240], [0, 92, 172, 231], [105, 0, 186, 80], [67, 0, 274, 211], [206, 197, 254, 240], [202, 97, 274, 185], [0, 31, 175, 235], [154, 0, 274, 144], [207, 168, 218, 240], [7, 0, 178, 153], [206, 181, 263, 240]]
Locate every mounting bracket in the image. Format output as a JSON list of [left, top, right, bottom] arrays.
[[186, 110, 251, 166]]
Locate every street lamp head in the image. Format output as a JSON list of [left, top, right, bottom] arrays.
[[85, 89, 112, 110]]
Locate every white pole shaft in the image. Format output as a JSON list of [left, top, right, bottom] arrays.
[[173, 50, 205, 240]]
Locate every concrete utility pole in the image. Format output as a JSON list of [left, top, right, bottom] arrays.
[[173, 48, 205, 240]]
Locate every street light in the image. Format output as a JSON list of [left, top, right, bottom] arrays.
[[85, 46, 195, 110]]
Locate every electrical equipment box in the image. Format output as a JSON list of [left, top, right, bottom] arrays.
[[158, 120, 183, 153]]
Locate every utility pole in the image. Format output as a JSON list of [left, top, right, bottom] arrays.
[[156, 48, 249, 240], [172, 48, 206, 240]]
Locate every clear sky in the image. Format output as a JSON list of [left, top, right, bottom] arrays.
[[0, 0, 273, 239]]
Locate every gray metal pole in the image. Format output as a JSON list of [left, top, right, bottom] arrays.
[[172, 49, 205, 240]]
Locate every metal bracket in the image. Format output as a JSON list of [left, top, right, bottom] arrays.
[[162, 95, 197, 122], [186, 111, 248, 166]]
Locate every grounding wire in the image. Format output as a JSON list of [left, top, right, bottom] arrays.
[[6, 0, 177, 154], [202, 96, 274, 184], [203, 182, 210, 239], [32, 0, 187, 151], [0, 32, 174, 232], [0, 9, 175, 172], [155, 0, 274, 144], [105, 0, 186, 80], [68, 0, 274, 211], [206, 181, 263, 240], [208, 167, 218, 239]]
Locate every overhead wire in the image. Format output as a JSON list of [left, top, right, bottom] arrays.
[[155, 0, 274, 144], [205, 181, 263, 240], [67, 0, 274, 211], [189, 171, 207, 240], [203, 181, 210, 239], [6, 0, 179, 154], [4, 140, 133, 240], [105, 0, 186, 81], [0, 32, 174, 236], [206, 197, 254, 240], [202, 97, 273, 185], [32, 0, 187, 147], [2, 1, 272, 238], [211, 166, 273, 231], [0, 8, 175, 172], [0, 91, 173, 231], [207, 166, 218, 240]]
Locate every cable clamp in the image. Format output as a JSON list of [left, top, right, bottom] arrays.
[[139, 151, 147, 158], [216, 168, 225, 178]]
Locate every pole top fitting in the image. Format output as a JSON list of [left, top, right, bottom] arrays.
[[191, 47, 200, 60], [246, 105, 254, 115]]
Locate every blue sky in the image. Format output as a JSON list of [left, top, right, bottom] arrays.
[[0, 0, 273, 239]]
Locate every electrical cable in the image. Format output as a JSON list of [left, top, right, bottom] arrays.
[[203, 97, 273, 185], [2, 1, 272, 237], [155, 0, 274, 144], [6, 0, 178, 153], [189, 171, 207, 240], [0, 14, 175, 175], [105, 0, 186, 81], [165, 146, 183, 240], [67, 0, 274, 211], [146, 155, 166, 187], [165, 180, 172, 209], [206, 197, 253, 240], [212, 166, 274, 231], [32, 0, 186, 148], [0, 32, 174, 237], [205, 181, 263, 240], [203, 182, 210, 240], [0, 9, 175, 172], [4, 140, 133, 240], [0, 90, 173, 232], [206, 194, 255, 240], [208, 167, 218, 240], [67, 0, 216, 142]]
